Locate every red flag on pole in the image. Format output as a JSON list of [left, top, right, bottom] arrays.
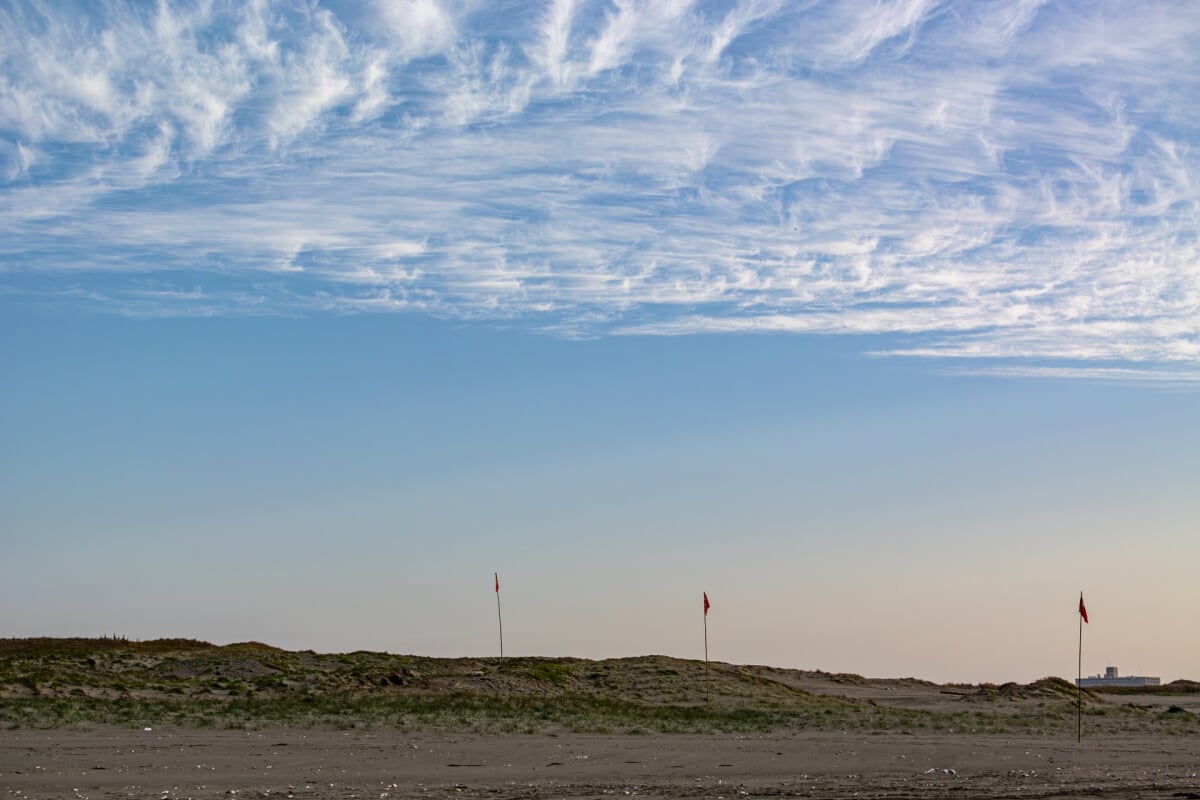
[[703, 592, 710, 616], [495, 573, 500, 593], [1079, 593, 1088, 624]]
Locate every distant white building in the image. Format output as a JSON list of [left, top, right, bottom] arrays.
[[1077, 666, 1160, 688]]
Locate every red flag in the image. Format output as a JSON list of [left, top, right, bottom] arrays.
[[703, 592, 710, 616], [1079, 593, 1088, 624], [495, 573, 500, 593]]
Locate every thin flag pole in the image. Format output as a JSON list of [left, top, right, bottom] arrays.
[[703, 592, 711, 706], [1077, 591, 1087, 743], [495, 572, 504, 662], [1080, 604, 1089, 743]]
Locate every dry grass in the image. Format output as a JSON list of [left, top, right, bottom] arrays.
[[0, 638, 1194, 737]]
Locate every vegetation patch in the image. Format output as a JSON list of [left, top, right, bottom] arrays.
[[1, 638, 1194, 737]]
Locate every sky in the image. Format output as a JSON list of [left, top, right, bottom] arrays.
[[0, 0, 1197, 684]]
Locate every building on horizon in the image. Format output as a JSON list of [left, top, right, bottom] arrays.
[[1077, 666, 1160, 688]]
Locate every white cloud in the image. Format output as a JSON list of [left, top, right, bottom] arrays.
[[1, 0, 1198, 379], [587, 0, 641, 75], [962, 365, 1200, 384], [531, 0, 579, 90], [376, 0, 458, 63], [352, 52, 393, 122], [705, 0, 783, 64], [822, 0, 944, 67]]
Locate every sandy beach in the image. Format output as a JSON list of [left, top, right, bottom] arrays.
[[4, 727, 1200, 799], [5, 641, 1197, 798]]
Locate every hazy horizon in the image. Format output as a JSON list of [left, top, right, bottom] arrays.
[[2, 1, 1197, 687]]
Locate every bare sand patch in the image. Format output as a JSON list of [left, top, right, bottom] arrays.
[[4, 727, 1200, 799]]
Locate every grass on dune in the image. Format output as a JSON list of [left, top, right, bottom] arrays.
[[1, 638, 1196, 737], [3, 693, 1192, 737]]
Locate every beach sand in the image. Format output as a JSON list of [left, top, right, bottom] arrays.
[[4, 727, 1199, 799]]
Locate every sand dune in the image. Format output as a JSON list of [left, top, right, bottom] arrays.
[[3, 639, 1198, 799]]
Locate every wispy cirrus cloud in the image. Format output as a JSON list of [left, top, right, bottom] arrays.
[[1, 0, 1197, 376]]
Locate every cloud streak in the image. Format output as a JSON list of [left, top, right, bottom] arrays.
[[1, 0, 1197, 375]]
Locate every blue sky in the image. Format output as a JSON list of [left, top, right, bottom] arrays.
[[1, 0, 1197, 682]]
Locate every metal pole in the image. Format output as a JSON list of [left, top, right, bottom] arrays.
[[704, 608, 710, 705], [1077, 600, 1083, 743], [496, 572, 504, 662]]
